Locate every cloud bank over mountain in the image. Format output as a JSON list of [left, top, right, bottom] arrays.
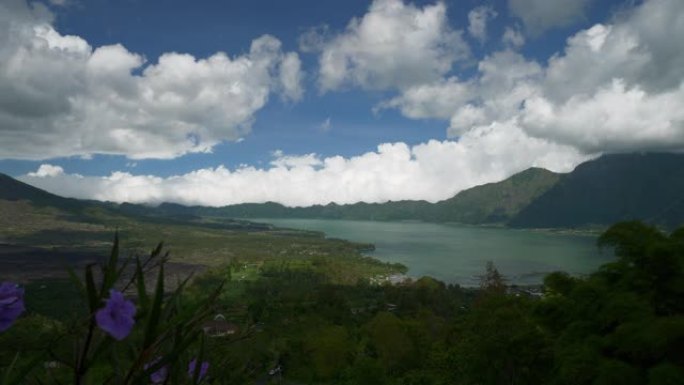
[[22, 123, 586, 207], [4, 0, 684, 206]]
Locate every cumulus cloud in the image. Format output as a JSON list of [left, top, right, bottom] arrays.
[[298, 24, 331, 53], [541, 1, 684, 102], [0, 0, 303, 160], [509, 0, 592, 35], [9, 0, 684, 208], [379, 50, 542, 133], [382, 0, 684, 155], [20, 124, 587, 207], [518, 0, 684, 152], [522, 80, 684, 153], [27, 164, 64, 177], [468, 6, 497, 43], [502, 26, 525, 48], [375, 77, 473, 120], [316, 0, 470, 92], [277, 52, 304, 101]]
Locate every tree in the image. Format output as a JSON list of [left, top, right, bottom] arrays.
[[365, 312, 415, 374], [480, 261, 506, 294]]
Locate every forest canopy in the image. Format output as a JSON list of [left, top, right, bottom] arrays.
[[1, 221, 683, 384]]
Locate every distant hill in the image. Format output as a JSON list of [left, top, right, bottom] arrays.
[[145, 167, 561, 225], [1, 172, 65, 203], [162, 153, 684, 229], [510, 153, 684, 228], [433, 168, 561, 224], [0, 173, 266, 232], [5, 152, 684, 230], [0, 172, 87, 211]]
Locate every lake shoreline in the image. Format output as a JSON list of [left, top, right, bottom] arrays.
[[247, 218, 611, 287]]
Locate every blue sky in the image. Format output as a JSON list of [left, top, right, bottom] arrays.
[[2, 0, 683, 206]]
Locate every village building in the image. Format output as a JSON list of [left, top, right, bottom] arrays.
[[202, 314, 239, 338]]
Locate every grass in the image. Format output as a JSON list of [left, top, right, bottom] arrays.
[[1, 199, 405, 285], [23, 278, 86, 321]]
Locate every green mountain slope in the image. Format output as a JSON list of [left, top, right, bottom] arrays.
[[8, 152, 684, 230], [433, 168, 562, 224], [510, 153, 684, 228], [0, 173, 86, 209], [0, 173, 398, 284], [152, 167, 561, 224], [156, 153, 684, 229]]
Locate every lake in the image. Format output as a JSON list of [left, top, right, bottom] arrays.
[[251, 218, 614, 287]]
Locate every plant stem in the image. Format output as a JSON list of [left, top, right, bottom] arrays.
[[75, 317, 96, 385]]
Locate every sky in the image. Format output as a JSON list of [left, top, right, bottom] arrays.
[[1, 0, 683, 207]]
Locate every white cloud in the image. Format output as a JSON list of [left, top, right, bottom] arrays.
[[378, 50, 542, 133], [20, 125, 587, 207], [278, 52, 304, 101], [298, 24, 331, 53], [542, 0, 684, 102], [27, 164, 64, 177], [8, 0, 684, 208], [448, 50, 542, 135], [375, 77, 473, 120], [270, 152, 322, 169], [0, 0, 303, 160], [508, 0, 592, 35], [518, 0, 684, 152], [382, 0, 684, 155], [502, 26, 525, 48], [316, 0, 470, 92], [319, 117, 332, 132], [522, 80, 684, 153], [468, 6, 497, 43]]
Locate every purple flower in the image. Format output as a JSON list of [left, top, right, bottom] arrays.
[[188, 359, 209, 381], [95, 290, 136, 340], [144, 357, 168, 384], [0, 282, 25, 332]]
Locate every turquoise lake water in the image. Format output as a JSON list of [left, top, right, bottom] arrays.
[[251, 218, 614, 287]]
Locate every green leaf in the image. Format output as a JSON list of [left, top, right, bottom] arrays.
[[0, 352, 19, 385], [102, 233, 120, 293], [135, 257, 149, 312], [143, 262, 164, 348], [1, 352, 47, 385], [66, 265, 87, 302], [85, 264, 100, 313], [191, 334, 206, 384], [88, 336, 115, 367]]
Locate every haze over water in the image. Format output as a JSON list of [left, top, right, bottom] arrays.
[[253, 219, 613, 287]]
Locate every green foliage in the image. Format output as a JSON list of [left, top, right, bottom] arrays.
[[648, 363, 684, 385], [3, 220, 684, 384], [593, 359, 643, 385], [453, 294, 552, 385], [511, 153, 684, 228], [479, 260, 507, 294], [534, 221, 684, 385], [365, 312, 415, 372], [305, 325, 353, 379], [543, 271, 577, 296], [1, 236, 222, 385]]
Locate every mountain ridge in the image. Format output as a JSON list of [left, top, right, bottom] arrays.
[[5, 153, 684, 229], [510, 153, 684, 229], [118, 166, 560, 225]]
